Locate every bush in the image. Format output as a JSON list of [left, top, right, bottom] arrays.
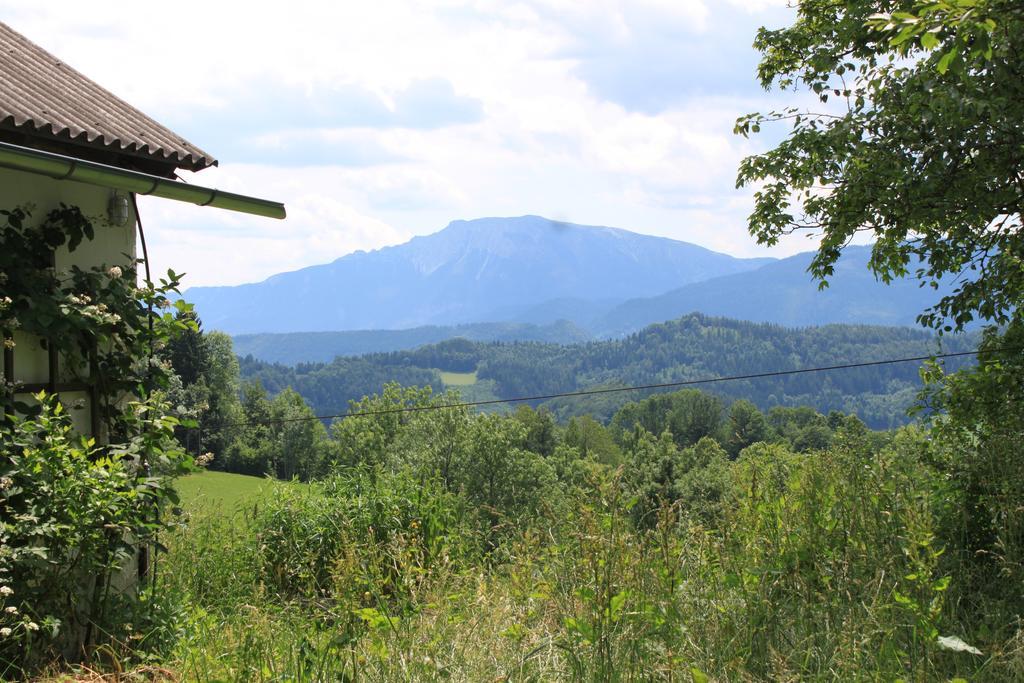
[[252, 468, 477, 605], [0, 393, 189, 676]]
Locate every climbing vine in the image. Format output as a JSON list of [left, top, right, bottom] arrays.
[[0, 204, 195, 675], [0, 204, 192, 428]]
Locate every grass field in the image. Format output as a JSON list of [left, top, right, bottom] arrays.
[[175, 470, 280, 512], [439, 370, 478, 386]]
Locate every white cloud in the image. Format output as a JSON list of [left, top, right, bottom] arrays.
[[1, 0, 814, 288]]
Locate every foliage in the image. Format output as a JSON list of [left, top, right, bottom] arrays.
[[563, 414, 622, 466], [0, 394, 190, 676], [328, 383, 438, 472], [920, 319, 1024, 627], [220, 385, 327, 480], [0, 205, 194, 428], [160, 375, 1011, 679], [0, 205, 194, 677], [156, 409, 1021, 680], [512, 405, 558, 457], [611, 388, 724, 450], [735, 0, 1024, 331], [253, 469, 474, 601], [723, 398, 768, 457], [163, 318, 242, 460], [453, 413, 559, 541]]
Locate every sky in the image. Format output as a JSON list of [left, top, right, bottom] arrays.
[[2, 0, 813, 288]]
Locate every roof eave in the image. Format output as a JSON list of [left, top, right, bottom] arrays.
[[0, 140, 285, 220]]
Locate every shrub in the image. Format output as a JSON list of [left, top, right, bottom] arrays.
[[0, 393, 189, 676], [252, 468, 477, 605]]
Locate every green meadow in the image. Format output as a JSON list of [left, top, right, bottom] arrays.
[[438, 370, 478, 386], [175, 470, 280, 512]]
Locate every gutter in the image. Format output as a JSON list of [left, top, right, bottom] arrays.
[[0, 140, 286, 220]]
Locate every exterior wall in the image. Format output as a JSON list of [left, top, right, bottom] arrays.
[[0, 166, 137, 436]]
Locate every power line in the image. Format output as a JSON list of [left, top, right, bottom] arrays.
[[210, 347, 1012, 431]]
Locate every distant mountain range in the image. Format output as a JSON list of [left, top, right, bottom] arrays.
[[185, 215, 965, 363], [590, 244, 953, 336], [185, 216, 773, 334]]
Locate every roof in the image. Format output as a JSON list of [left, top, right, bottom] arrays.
[[0, 21, 216, 175]]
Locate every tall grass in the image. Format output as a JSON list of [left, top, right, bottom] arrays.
[[150, 425, 1024, 681]]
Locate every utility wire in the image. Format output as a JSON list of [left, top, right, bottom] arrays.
[[209, 347, 1015, 431]]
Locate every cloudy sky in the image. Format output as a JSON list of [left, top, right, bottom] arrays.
[[3, 0, 809, 288]]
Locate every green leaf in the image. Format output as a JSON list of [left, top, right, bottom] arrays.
[[936, 47, 957, 74], [609, 590, 628, 621]]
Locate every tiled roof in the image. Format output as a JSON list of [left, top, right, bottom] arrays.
[[0, 21, 216, 173]]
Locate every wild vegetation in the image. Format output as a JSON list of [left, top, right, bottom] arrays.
[[0, 206, 192, 677], [4, 1, 1022, 679], [147, 320, 1021, 680]]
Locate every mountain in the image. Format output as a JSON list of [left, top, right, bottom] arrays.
[[592, 245, 960, 336], [233, 320, 592, 365], [184, 216, 774, 334]]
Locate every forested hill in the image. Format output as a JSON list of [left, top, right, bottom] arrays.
[[239, 314, 978, 428]]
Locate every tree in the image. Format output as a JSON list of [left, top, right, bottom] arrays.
[[675, 437, 732, 524], [736, 0, 1023, 331], [162, 321, 242, 460], [162, 310, 208, 386], [456, 414, 558, 540], [724, 399, 768, 458], [270, 388, 327, 481], [611, 389, 723, 450], [564, 415, 622, 466], [221, 381, 274, 476], [920, 320, 1024, 609], [200, 332, 244, 456], [625, 428, 684, 528], [512, 405, 557, 457], [667, 390, 723, 448]]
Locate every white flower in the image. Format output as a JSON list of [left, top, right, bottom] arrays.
[[108, 266, 123, 279], [0, 627, 11, 638], [0, 586, 12, 596], [4, 606, 16, 614], [26, 622, 38, 631]]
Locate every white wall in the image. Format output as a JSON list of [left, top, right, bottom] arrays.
[[1, 166, 137, 436]]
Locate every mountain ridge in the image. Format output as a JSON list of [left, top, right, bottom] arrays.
[[184, 215, 775, 334], [590, 245, 963, 335]]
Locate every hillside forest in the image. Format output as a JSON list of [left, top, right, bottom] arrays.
[[236, 313, 978, 430]]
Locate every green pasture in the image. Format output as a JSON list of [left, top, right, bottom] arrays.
[[439, 370, 478, 386], [175, 470, 281, 513]]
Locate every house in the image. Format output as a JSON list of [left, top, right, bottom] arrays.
[[0, 20, 284, 438]]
